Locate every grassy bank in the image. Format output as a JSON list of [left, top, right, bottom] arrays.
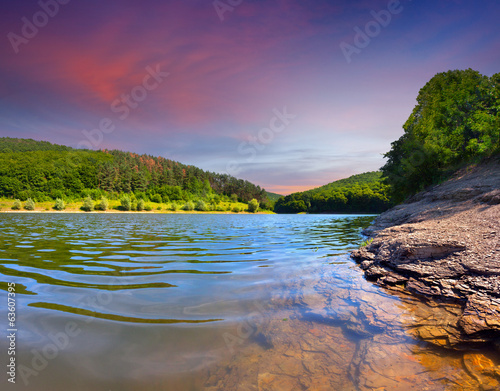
[[0, 198, 274, 214]]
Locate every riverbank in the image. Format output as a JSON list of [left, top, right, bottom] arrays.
[[0, 199, 274, 214], [352, 158, 500, 350]]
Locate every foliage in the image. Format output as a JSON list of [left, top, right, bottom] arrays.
[[182, 201, 194, 211], [151, 194, 162, 204], [170, 203, 178, 211], [144, 204, 153, 211], [231, 205, 241, 213], [195, 200, 208, 211], [96, 197, 109, 211], [0, 138, 271, 206], [54, 198, 65, 210], [81, 196, 94, 212], [274, 172, 392, 214], [137, 199, 145, 211], [360, 238, 373, 247], [12, 199, 21, 210], [24, 198, 35, 210], [382, 69, 500, 202], [120, 195, 131, 211], [247, 198, 259, 213]]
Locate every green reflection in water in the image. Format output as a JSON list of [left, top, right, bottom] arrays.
[[29, 302, 224, 324]]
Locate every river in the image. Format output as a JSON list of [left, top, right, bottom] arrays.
[[0, 213, 498, 390]]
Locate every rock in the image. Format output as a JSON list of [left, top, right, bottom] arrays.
[[459, 294, 500, 335], [351, 159, 500, 347]]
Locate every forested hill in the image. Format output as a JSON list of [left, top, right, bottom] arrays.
[[0, 137, 271, 207], [383, 69, 499, 202], [274, 171, 393, 214]]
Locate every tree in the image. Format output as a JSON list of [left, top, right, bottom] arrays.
[[120, 195, 131, 211], [24, 198, 35, 210], [12, 199, 21, 210], [382, 69, 500, 202], [81, 196, 94, 212], [54, 198, 65, 210], [195, 200, 208, 211], [96, 197, 109, 211], [248, 199, 259, 213], [182, 201, 194, 211]]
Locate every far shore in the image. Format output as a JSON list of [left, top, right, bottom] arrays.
[[0, 209, 274, 214]]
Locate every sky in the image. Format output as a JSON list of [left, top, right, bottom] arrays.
[[0, 0, 499, 194]]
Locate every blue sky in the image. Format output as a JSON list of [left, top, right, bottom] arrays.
[[1, 0, 499, 193]]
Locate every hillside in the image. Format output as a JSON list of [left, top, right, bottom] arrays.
[[0, 137, 271, 208], [265, 191, 283, 202], [274, 171, 393, 214], [383, 69, 500, 202]]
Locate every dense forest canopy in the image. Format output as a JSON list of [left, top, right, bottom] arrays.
[[274, 172, 392, 214], [0, 137, 271, 207], [383, 69, 500, 202]]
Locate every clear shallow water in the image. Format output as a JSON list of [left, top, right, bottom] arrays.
[[0, 213, 498, 390]]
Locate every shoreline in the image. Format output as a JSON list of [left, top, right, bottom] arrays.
[[0, 209, 274, 215], [351, 160, 500, 350]]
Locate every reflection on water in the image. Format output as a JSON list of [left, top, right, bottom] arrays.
[[0, 213, 498, 390]]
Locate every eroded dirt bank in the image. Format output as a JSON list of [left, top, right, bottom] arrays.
[[352, 159, 500, 350]]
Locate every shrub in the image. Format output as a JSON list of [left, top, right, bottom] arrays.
[[96, 197, 109, 211], [81, 196, 94, 212], [144, 204, 153, 211], [151, 194, 162, 204], [170, 203, 178, 211], [12, 199, 22, 210], [182, 201, 194, 211], [247, 199, 259, 213], [360, 238, 374, 247], [137, 199, 145, 211], [195, 200, 207, 211], [216, 205, 226, 212], [231, 206, 241, 213], [120, 195, 131, 211], [24, 198, 36, 211], [54, 198, 66, 211], [157, 206, 162, 211]]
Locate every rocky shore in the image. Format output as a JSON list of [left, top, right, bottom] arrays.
[[352, 158, 500, 350]]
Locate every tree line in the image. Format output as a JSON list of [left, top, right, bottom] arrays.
[[274, 172, 392, 214]]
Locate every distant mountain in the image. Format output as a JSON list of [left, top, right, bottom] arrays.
[[274, 171, 393, 214], [0, 137, 271, 208]]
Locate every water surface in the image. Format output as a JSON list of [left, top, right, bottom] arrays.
[[0, 213, 498, 390]]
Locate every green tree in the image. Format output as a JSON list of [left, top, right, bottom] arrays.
[[248, 198, 259, 213], [54, 198, 65, 210], [382, 69, 500, 202], [81, 196, 94, 212], [96, 197, 109, 211], [24, 198, 35, 210], [195, 200, 208, 211], [120, 195, 131, 211], [182, 201, 194, 211]]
